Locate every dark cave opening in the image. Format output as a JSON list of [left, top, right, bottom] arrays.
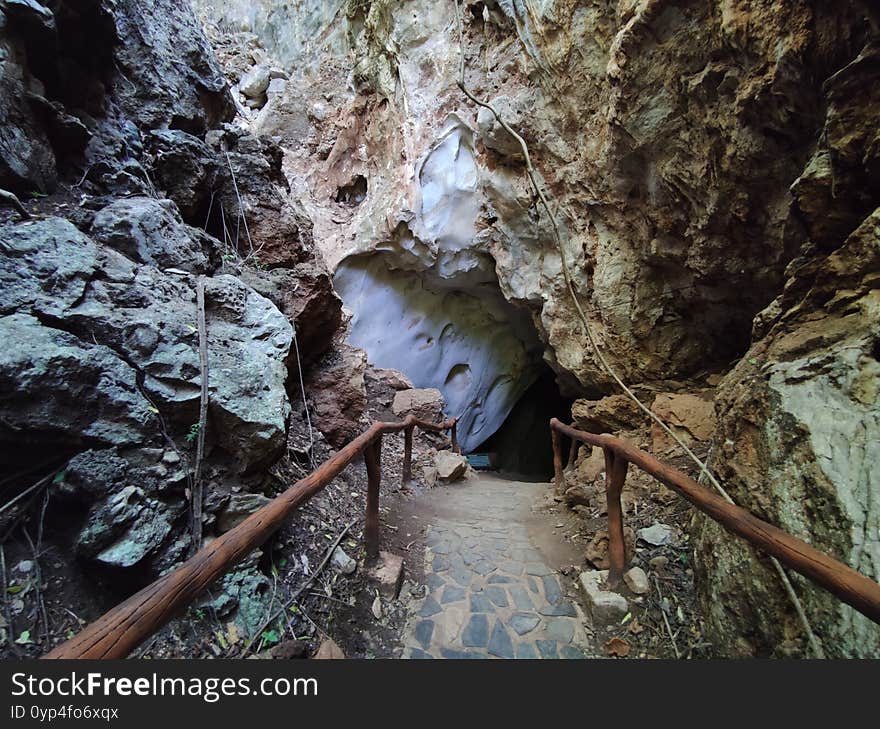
[[473, 367, 573, 481]]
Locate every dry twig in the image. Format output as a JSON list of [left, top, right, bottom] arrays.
[[192, 277, 210, 553], [240, 521, 357, 657]]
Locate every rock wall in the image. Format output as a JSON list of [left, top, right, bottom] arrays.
[[191, 0, 880, 655], [693, 35, 880, 655], [0, 0, 341, 591]]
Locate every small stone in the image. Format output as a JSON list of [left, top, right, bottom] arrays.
[[649, 555, 669, 570], [516, 643, 538, 659], [624, 566, 650, 594], [560, 645, 586, 659], [331, 546, 357, 575], [509, 613, 541, 636], [472, 560, 496, 576], [538, 602, 577, 617], [638, 522, 673, 546], [161, 450, 180, 465], [371, 595, 383, 619], [367, 551, 405, 598], [15, 560, 33, 574], [487, 620, 515, 658], [536, 640, 558, 659], [434, 450, 469, 481], [461, 614, 489, 647], [239, 64, 270, 98], [508, 585, 535, 611], [271, 640, 309, 659], [525, 563, 552, 576], [409, 648, 434, 659], [440, 648, 484, 659], [579, 570, 630, 623], [486, 574, 513, 584]]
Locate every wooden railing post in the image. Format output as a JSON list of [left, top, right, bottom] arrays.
[[603, 446, 629, 588], [551, 426, 564, 496], [364, 436, 382, 560], [567, 437, 578, 469], [451, 421, 460, 454], [402, 425, 414, 486]]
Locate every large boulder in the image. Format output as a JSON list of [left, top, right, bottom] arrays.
[[240, 260, 342, 368], [202, 274, 293, 469], [0, 313, 157, 449], [111, 0, 234, 133], [90, 197, 219, 274], [571, 395, 646, 434], [57, 447, 191, 573], [392, 388, 445, 423], [145, 130, 221, 221], [0, 217, 293, 471], [303, 342, 367, 448]]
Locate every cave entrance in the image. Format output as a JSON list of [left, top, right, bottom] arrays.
[[472, 366, 573, 481]]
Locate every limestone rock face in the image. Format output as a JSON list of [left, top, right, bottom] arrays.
[[192, 0, 878, 453], [694, 209, 880, 658]]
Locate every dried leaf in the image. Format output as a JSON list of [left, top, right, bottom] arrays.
[[603, 636, 631, 658], [627, 618, 645, 635]]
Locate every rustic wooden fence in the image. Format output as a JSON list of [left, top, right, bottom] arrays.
[[45, 415, 458, 659]]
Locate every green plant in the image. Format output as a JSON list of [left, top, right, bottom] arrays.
[[185, 423, 201, 445]]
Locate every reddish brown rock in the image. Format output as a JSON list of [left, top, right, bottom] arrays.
[[571, 395, 646, 434], [649, 392, 715, 452], [304, 342, 367, 448]]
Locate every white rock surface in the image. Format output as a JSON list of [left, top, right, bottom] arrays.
[[238, 64, 270, 98], [638, 523, 673, 546], [624, 566, 650, 595], [578, 570, 629, 624], [331, 546, 357, 575]]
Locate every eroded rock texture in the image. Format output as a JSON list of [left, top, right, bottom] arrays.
[[193, 0, 880, 655], [0, 0, 341, 595]]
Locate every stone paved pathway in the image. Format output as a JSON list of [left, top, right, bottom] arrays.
[[402, 473, 592, 659]]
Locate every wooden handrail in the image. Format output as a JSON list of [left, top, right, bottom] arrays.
[[549, 418, 880, 625], [44, 414, 457, 659]]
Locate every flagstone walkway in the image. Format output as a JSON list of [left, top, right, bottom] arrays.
[[401, 473, 593, 659]]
